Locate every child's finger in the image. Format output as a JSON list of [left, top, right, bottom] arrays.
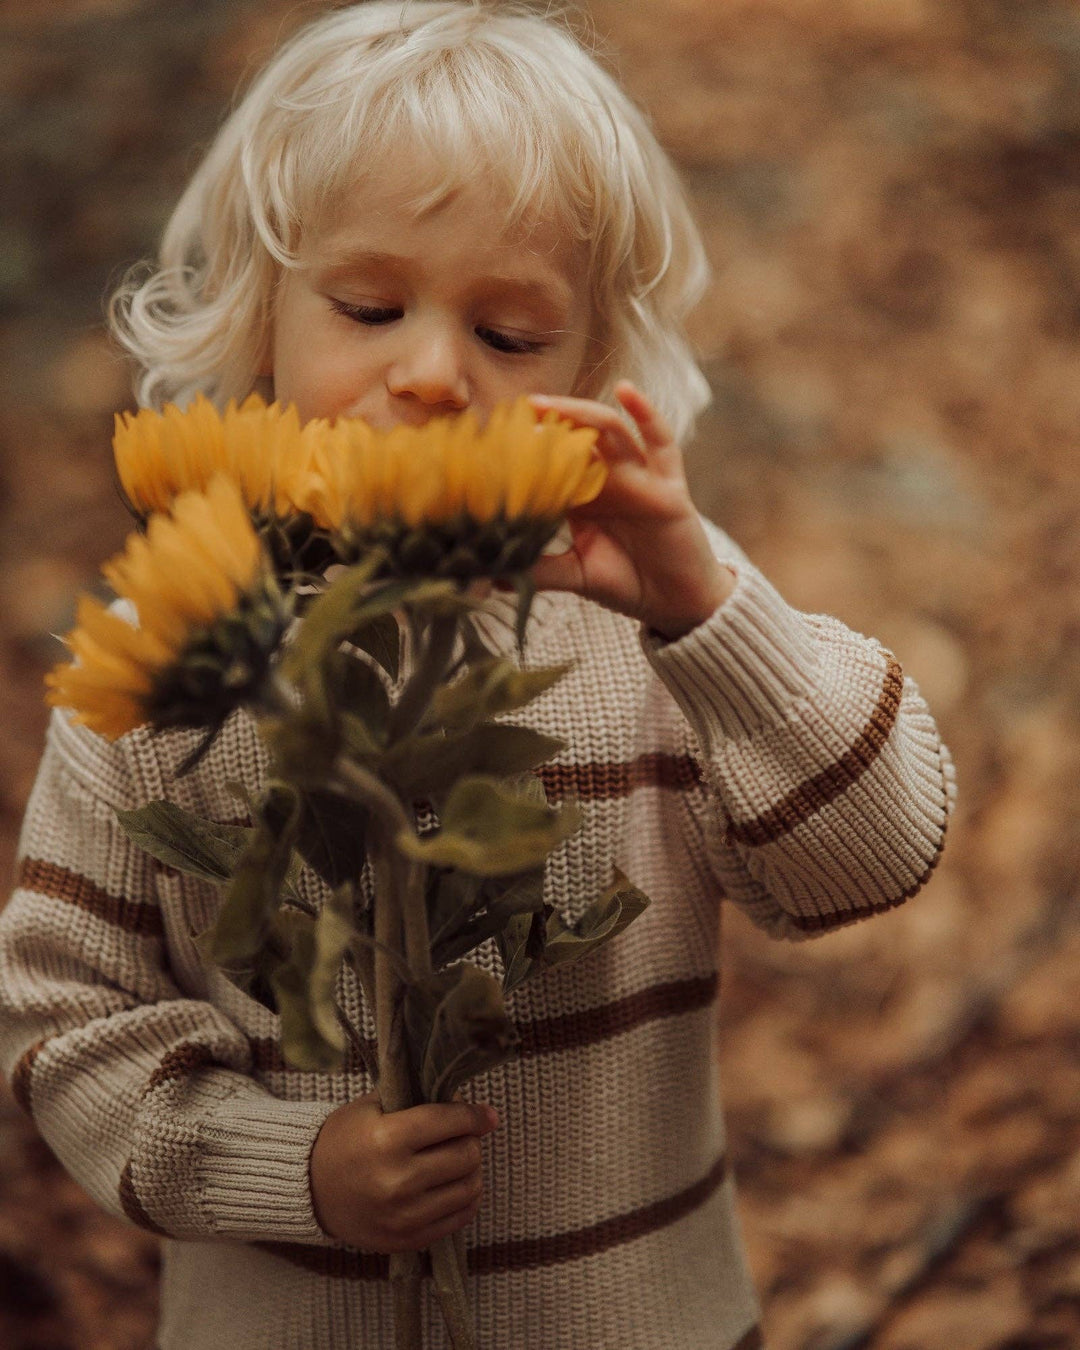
[[528, 394, 647, 465], [613, 380, 674, 452], [398, 1100, 499, 1153]]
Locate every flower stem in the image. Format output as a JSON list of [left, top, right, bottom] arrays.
[[431, 1234, 478, 1349], [371, 835, 424, 1350], [389, 611, 459, 741], [332, 758, 432, 983]]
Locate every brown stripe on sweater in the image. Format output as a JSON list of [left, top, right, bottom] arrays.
[[119, 1160, 170, 1237], [259, 1152, 728, 1280], [725, 655, 904, 848], [145, 1041, 222, 1094], [9, 1040, 45, 1116], [538, 753, 703, 801], [472, 1151, 727, 1274], [249, 973, 718, 1075], [15, 857, 165, 939], [786, 780, 949, 933], [517, 973, 718, 1057]]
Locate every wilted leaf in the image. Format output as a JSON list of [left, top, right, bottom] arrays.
[[399, 578, 477, 621], [396, 774, 581, 876], [280, 553, 386, 723], [428, 657, 571, 732], [204, 783, 301, 971], [382, 724, 565, 798], [404, 963, 520, 1101], [294, 787, 369, 889], [330, 649, 391, 742], [541, 871, 650, 966], [309, 886, 356, 1048], [116, 800, 254, 884], [429, 866, 546, 968], [270, 910, 346, 1073], [347, 610, 400, 682], [510, 571, 535, 654], [500, 872, 649, 992], [116, 797, 307, 902]]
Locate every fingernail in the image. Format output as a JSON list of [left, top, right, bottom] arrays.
[[485, 1107, 500, 1129]]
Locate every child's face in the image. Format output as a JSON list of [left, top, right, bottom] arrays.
[[268, 168, 592, 428]]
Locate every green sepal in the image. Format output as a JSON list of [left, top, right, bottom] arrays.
[[396, 774, 581, 877], [510, 571, 536, 654], [403, 963, 520, 1102]]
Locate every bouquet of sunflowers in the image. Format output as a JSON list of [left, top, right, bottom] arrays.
[[46, 395, 651, 1350]]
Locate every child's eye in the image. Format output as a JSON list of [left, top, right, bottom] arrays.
[[477, 326, 545, 356], [330, 298, 401, 325]]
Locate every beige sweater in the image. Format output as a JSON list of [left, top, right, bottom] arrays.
[[0, 523, 955, 1349]]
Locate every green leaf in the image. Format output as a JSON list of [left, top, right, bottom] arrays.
[[499, 871, 650, 994], [429, 866, 546, 968], [280, 554, 386, 723], [116, 798, 307, 903], [329, 649, 391, 743], [396, 775, 581, 876], [382, 724, 565, 799], [427, 658, 571, 732], [399, 579, 477, 621], [293, 787, 369, 889], [269, 915, 346, 1073], [266, 888, 357, 1073], [541, 871, 650, 966], [403, 963, 520, 1102], [348, 611, 400, 681], [116, 800, 255, 885], [309, 886, 355, 1048], [205, 783, 301, 971], [497, 905, 554, 994]]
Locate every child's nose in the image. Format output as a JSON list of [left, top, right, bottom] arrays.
[[386, 326, 469, 410]]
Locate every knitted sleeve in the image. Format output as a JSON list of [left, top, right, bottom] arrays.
[[0, 710, 335, 1243], [641, 523, 957, 940]]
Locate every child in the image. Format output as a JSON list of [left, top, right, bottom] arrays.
[[0, 4, 956, 1348]]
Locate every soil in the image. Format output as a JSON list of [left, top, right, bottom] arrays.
[[0, 2, 1077, 1347]]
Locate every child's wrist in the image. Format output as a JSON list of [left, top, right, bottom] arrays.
[[647, 563, 736, 641]]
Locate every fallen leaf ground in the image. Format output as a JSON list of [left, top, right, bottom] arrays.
[[0, 2, 1077, 1347]]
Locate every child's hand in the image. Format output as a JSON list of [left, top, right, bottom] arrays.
[[309, 1091, 499, 1252], [528, 381, 735, 639]]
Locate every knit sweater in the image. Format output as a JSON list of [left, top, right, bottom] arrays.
[[0, 522, 956, 1350]]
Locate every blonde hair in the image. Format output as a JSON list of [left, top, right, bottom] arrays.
[[110, 1, 712, 440]]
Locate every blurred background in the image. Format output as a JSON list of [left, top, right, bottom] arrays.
[[0, 0, 1078, 1346]]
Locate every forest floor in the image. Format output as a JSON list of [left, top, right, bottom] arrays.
[[0, 1, 1078, 1347]]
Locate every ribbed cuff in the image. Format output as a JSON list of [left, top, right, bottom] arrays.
[[641, 562, 823, 745], [198, 1089, 337, 1244]]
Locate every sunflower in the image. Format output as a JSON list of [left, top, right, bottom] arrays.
[[113, 394, 331, 577], [47, 477, 288, 740], [299, 399, 605, 579]]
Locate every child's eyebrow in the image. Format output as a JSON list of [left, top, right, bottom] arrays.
[[314, 249, 574, 318]]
